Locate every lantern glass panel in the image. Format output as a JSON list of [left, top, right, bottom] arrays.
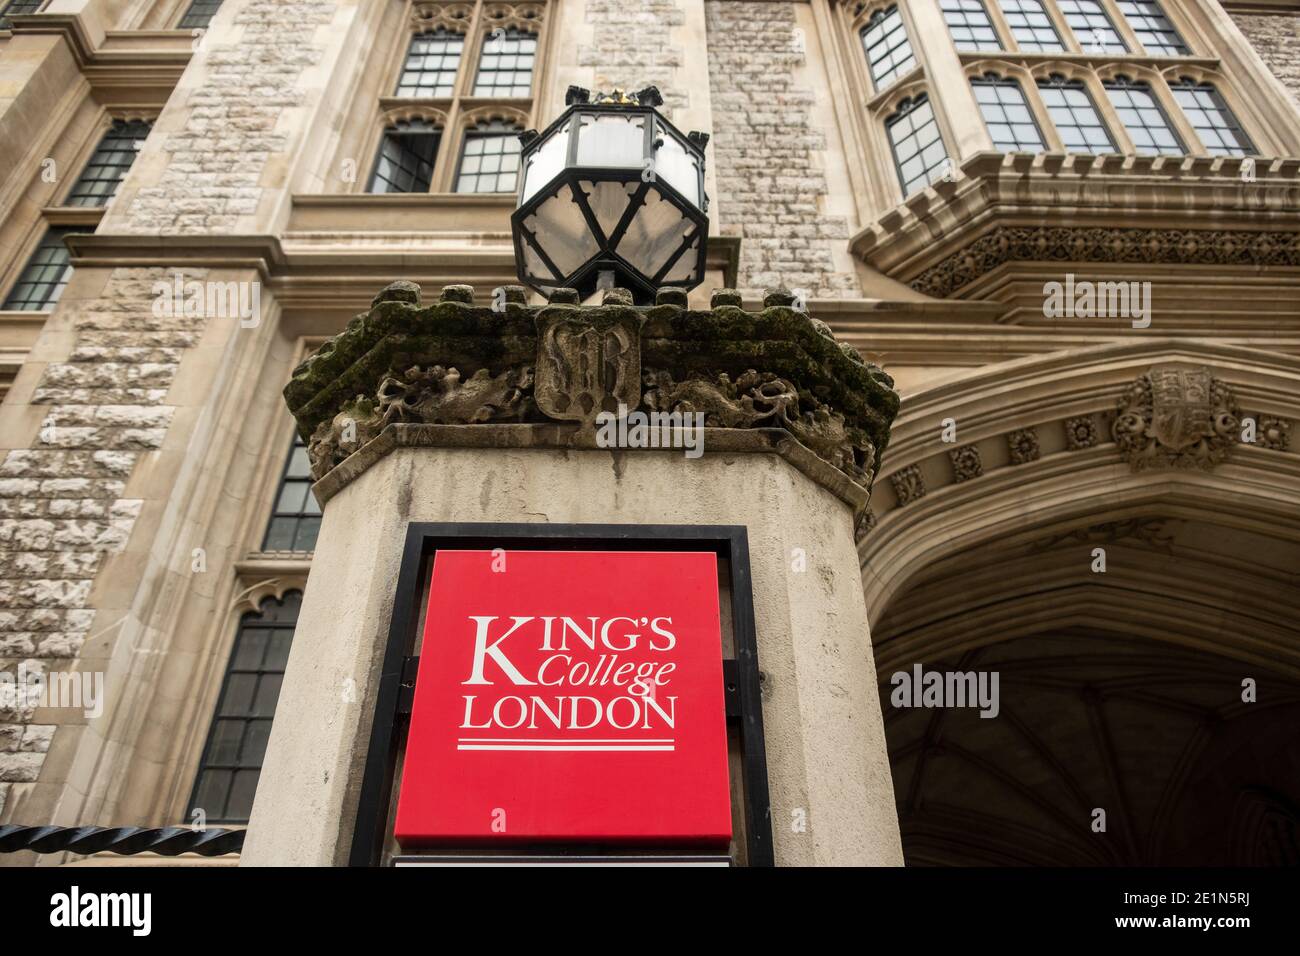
[[521, 121, 570, 203], [576, 113, 647, 167], [524, 189, 600, 274], [615, 188, 693, 276], [580, 180, 637, 239], [521, 237, 554, 284], [661, 237, 700, 283], [652, 123, 700, 207]]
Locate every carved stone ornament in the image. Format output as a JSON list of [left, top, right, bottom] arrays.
[[284, 282, 900, 497], [535, 309, 643, 425], [1112, 364, 1240, 471], [1257, 416, 1291, 452], [642, 368, 876, 485]]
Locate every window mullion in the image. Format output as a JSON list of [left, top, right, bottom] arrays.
[[1097, 0, 1142, 54], [458, 1, 486, 100], [433, 101, 463, 192]]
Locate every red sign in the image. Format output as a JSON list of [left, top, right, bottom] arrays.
[[393, 549, 732, 846]]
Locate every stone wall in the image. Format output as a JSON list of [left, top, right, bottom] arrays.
[[578, 0, 689, 115], [1231, 11, 1300, 103], [122, 0, 336, 233], [0, 268, 208, 812], [704, 1, 858, 298]]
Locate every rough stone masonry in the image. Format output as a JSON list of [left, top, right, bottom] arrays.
[[704, 1, 858, 299], [0, 268, 208, 814], [1229, 11, 1300, 103]]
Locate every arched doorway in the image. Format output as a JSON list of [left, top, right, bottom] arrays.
[[861, 341, 1300, 865]]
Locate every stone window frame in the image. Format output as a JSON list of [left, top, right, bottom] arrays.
[[1035, 71, 1119, 153], [451, 107, 529, 193], [949, 58, 1261, 159], [850, 1, 923, 94], [185, 589, 303, 826], [883, 89, 955, 198], [1166, 73, 1260, 158], [940, 0, 1210, 58], [998, 0, 1069, 53], [365, 105, 451, 194], [969, 70, 1049, 152], [364, 0, 549, 195], [60, 116, 156, 209]]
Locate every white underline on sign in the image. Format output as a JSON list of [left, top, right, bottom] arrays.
[[457, 738, 676, 749], [457, 744, 675, 752]]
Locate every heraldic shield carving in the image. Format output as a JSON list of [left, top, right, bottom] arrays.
[[535, 310, 645, 425], [1113, 363, 1240, 470]]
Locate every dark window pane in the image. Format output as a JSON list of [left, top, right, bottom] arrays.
[[232, 628, 269, 669], [3, 228, 74, 311], [0, 1, 45, 30], [262, 432, 320, 553], [293, 516, 321, 552], [66, 119, 152, 207], [220, 673, 257, 716], [208, 719, 244, 765], [241, 720, 273, 766], [225, 770, 260, 821], [192, 769, 232, 820], [264, 633, 293, 671], [188, 592, 301, 824], [368, 120, 440, 193], [178, 0, 222, 30]]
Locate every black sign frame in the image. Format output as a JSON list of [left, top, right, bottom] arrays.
[[347, 522, 774, 867]]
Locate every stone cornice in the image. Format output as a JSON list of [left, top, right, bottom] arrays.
[[285, 282, 900, 509], [311, 423, 872, 513], [7, 18, 192, 99], [851, 151, 1300, 297]]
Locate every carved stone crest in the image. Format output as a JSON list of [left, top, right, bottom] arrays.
[[534, 310, 644, 426], [1113, 364, 1239, 470]]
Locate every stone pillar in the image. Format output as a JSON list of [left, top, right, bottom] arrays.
[[241, 282, 903, 866]]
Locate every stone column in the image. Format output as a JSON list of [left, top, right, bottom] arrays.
[[241, 281, 903, 866]]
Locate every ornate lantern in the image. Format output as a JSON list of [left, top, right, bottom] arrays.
[[511, 86, 710, 303]]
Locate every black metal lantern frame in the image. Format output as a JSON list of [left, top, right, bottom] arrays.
[[511, 86, 710, 303]]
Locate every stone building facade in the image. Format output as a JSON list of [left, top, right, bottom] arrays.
[[1, 0, 1298, 866]]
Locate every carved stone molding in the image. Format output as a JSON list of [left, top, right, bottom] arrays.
[[890, 464, 925, 506], [909, 226, 1300, 299], [1113, 364, 1240, 471], [1030, 518, 1177, 554], [948, 443, 983, 482], [1256, 416, 1292, 452], [850, 151, 1300, 298], [1064, 416, 1101, 451], [285, 281, 900, 499], [1007, 428, 1040, 465]]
